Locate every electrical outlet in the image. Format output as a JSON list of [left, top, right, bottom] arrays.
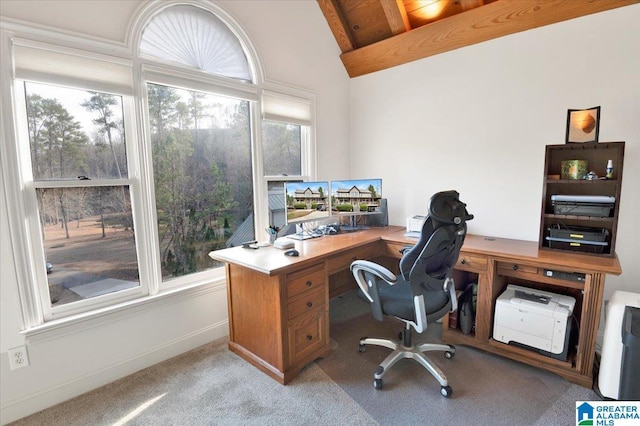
[[8, 346, 30, 370]]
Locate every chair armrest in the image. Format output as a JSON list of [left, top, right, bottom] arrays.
[[350, 260, 397, 303]]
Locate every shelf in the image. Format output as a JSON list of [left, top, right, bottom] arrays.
[[539, 141, 624, 256], [543, 214, 614, 222], [545, 179, 617, 184]]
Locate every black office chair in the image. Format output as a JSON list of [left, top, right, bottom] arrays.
[[350, 190, 473, 397]]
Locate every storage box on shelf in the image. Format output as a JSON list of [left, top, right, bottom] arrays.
[[539, 141, 625, 257]]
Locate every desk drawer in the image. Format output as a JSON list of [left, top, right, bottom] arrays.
[[496, 262, 538, 275], [287, 310, 327, 365], [456, 253, 488, 272], [383, 241, 412, 259], [287, 265, 326, 299], [327, 242, 381, 274], [287, 287, 325, 320]]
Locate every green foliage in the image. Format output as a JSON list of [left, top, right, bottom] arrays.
[[149, 83, 253, 279], [368, 184, 377, 198], [359, 203, 368, 211], [26, 82, 256, 280], [294, 203, 307, 209], [336, 204, 353, 212]]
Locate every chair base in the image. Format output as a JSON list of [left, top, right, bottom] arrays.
[[359, 329, 455, 397]]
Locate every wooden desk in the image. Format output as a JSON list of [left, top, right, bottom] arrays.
[[209, 227, 621, 387]]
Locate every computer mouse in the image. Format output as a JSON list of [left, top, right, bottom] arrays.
[[284, 249, 299, 257]]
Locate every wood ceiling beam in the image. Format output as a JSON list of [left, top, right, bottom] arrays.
[[380, 0, 411, 35], [459, 0, 487, 12], [340, 0, 640, 78], [317, 0, 356, 52]]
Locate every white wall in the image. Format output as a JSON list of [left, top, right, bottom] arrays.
[[0, 1, 350, 424], [349, 5, 640, 306]]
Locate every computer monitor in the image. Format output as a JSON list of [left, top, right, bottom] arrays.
[[330, 178, 383, 216], [284, 181, 331, 226]]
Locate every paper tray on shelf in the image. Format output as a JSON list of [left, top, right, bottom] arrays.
[[552, 202, 613, 217], [551, 195, 615, 203], [546, 236, 608, 254], [548, 225, 609, 242]]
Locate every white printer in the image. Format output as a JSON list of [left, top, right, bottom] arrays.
[[493, 285, 576, 360], [405, 215, 426, 237]]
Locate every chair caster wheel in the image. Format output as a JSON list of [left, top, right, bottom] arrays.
[[358, 344, 366, 353], [373, 378, 383, 390], [444, 351, 454, 359], [440, 385, 453, 398]]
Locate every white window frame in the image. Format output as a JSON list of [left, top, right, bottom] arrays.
[[139, 64, 258, 291], [0, 0, 317, 331], [259, 84, 317, 237], [12, 85, 150, 321]]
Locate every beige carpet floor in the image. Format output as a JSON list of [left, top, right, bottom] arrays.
[[10, 290, 602, 425]]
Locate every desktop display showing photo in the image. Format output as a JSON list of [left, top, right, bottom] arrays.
[[330, 178, 383, 216], [284, 181, 330, 224]]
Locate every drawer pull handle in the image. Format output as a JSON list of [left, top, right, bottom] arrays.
[[307, 302, 313, 308], [306, 281, 312, 287], [460, 259, 466, 265], [306, 335, 313, 341], [512, 265, 519, 271]]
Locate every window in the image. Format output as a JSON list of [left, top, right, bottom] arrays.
[[262, 121, 302, 176], [261, 90, 314, 237], [140, 4, 251, 81], [17, 82, 143, 318], [146, 83, 252, 279], [2, 1, 316, 326]]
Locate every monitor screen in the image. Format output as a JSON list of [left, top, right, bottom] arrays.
[[330, 178, 383, 215], [285, 181, 330, 224]]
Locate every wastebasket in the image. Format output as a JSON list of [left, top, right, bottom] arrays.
[[619, 306, 640, 400]]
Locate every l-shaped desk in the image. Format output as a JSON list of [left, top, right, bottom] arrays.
[[209, 226, 621, 388]]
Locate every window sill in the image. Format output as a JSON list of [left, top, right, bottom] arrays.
[[22, 275, 227, 344]]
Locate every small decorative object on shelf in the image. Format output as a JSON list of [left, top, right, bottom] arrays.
[[565, 106, 600, 144], [560, 159, 588, 180]]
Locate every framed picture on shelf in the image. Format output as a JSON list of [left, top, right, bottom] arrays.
[[565, 106, 600, 143]]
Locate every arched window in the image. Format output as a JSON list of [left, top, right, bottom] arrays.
[[139, 5, 251, 81]]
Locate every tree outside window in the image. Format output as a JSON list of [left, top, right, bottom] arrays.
[[146, 83, 253, 280], [25, 82, 138, 307]]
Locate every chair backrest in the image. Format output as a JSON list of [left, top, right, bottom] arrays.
[[399, 191, 473, 296]]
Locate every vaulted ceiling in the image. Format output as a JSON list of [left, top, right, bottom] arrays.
[[317, 0, 639, 77]]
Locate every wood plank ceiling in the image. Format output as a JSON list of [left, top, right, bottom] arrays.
[[317, 0, 639, 77]]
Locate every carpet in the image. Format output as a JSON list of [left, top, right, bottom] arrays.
[[10, 338, 376, 426], [317, 291, 599, 425]]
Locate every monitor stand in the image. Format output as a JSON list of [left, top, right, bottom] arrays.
[[340, 214, 369, 233]]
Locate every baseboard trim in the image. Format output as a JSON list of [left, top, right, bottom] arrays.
[[1, 321, 228, 425]]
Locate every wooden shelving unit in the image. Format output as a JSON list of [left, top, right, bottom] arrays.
[[539, 142, 625, 257]]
